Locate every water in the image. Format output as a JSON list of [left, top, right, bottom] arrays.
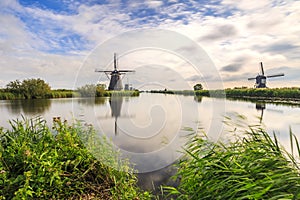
[[1, 93, 300, 191]]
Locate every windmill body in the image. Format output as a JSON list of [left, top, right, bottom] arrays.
[[255, 75, 267, 88], [248, 62, 284, 88], [95, 53, 135, 90]]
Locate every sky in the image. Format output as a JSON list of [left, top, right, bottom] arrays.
[[0, 0, 299, 90]]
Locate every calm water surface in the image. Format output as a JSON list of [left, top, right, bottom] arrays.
[[1, 93, 300, 191]]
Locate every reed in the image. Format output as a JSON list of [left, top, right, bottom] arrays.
[[165, 123, 300, 199], [0, 117, 151, 199]]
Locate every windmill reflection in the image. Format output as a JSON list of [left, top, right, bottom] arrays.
[[255, 102, 266, 123], [108, 95, 134, 135], [109, 96, 123, 135], [255, 101, 284, 124]]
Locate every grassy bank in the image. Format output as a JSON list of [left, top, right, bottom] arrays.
[[150, 88, 300, 101], [0, 89, 140, 100], [0, 89, 79, 100], [224, 87, 300, 100], [165, 123, 300, 199], [0, 117, 150, 199]]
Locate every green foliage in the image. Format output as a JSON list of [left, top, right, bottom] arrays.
[[77, 84, 109, 97], [77, 84, 140, 97], [5, 78, 51, 99], [165, 124, 300, 199], [193, 83, 203, 91], [224, 88, 300, 100], [22, 79, 51, 99], [46, 89, 78, 98], [6, 80, 23, 95], [0, 117, 151, 199]]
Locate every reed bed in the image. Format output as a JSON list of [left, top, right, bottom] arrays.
[[0, 117, 151, 199], [165, 124, 300, 199], [151, 88, 300, 101]]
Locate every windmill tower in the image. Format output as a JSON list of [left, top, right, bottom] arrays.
[[95, 53, 135, 90], [248, 62, 284, 88]]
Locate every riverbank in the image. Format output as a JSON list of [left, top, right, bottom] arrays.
[[0, 89, 140, 100], [150, 87, 300, 104]]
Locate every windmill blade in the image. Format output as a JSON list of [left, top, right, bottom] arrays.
[[248, 77, 256, 80], [266, 73, 284, 78], [118, 70, 135, 72], [95, 69, 113, 72], [260, 62, 265, 75]]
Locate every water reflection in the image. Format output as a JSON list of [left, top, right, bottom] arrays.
[[255, 102, 266, 123], [6, 99, 51, 115], [77, 97, 107, 106], [109, 96, 123, 135], [194, 96, 203, 102]]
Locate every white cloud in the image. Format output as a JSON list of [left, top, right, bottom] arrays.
[[221, 0, 272, 11], [146, 0, 164, 8], [0, 0, 299, 89]]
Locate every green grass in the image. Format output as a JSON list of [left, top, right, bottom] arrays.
[[224, 88, 300, 100], [0, 117, 151, 199], [150, 87, 300, 101], [0, 89, 140, 100], [2, 115, 300, 199], [47, 89, 79, 98], [165, 122, 300, 199]]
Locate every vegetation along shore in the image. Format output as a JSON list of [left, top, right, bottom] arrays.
[[0, 78, 139, 100], [151, 87, 300, 104], [0, 117, 150, 199], [1, 117, 300, 199]]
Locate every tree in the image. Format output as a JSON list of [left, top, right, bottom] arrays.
[[193, 83, 203, 91], [5, 78, 51, 99], [6, 80, 23, 94], [22, 78, 51, 99]]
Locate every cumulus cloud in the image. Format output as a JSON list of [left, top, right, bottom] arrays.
[[0, 0, 299, 89]]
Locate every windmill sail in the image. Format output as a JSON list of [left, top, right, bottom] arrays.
[[260, 62, 265, 75], [95, 53, 135, 90], [266, 73, 285, 78]]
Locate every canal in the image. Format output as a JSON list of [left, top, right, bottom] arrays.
[[1, 93, 299, 191]]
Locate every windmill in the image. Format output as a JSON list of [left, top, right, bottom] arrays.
[[95, 53, 135, 90], [248, 62, 284, 88]]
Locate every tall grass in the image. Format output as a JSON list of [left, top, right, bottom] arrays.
[[47, 89, 79, 98], [224, 88, 300, 100], [151, 88, 300, 101], [165, 124, 300, 199], [0, 117, 151, 199]]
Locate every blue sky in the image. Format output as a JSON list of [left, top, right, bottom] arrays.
[[0, 0, 299, 89]]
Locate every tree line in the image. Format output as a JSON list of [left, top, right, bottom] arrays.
[[0, 78, 138, 100]]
